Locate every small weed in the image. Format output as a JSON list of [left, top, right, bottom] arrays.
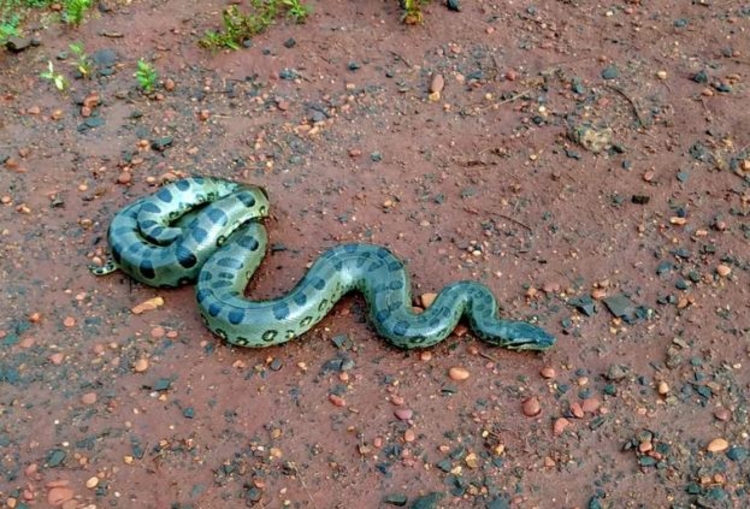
[[134, 59, 158, 93], [401, 0, 423, 24], [280, 0, 311, 23], [62, 0, 91, 26], [40, 60, 68, 91], [69, 41, 92, 78], [199, 0, 310, 50]]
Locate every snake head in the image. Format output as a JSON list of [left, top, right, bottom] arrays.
[[503, 322, 557, 351]]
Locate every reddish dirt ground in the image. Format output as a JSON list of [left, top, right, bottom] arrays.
[[1, 1, 749, 508]]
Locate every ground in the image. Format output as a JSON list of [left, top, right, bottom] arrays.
[[1, 0, 749, 508]]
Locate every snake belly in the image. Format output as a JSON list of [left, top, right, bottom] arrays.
[[91, 177, 269, 288], [196, 222, 556, 350]]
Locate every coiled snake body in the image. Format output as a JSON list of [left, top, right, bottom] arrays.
[[93, 177, 556, 351]]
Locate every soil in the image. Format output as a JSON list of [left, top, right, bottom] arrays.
[[1, 1, 749, 508]]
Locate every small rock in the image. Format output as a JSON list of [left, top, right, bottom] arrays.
[[429, 74, 444, 94], [404, 429, 416, 442], [539, 366, 556, 379], [448, 366, 470, 381], [707, 438, 729, 453], [420, 293, 437, 308], [133, 358, 149, 373], [49, 352, 64, 365], [80, 392, 97, 405], [63, 316, 75, 328], [85, 476, 99, 488], [6, 36, 31, 53], [47, 486, 74, 506], [117, 171, 132, 185], [716, 264, 731, 277], [394, 408, 413, 421], [522, 396, 541, 417], [581, 397, 601, 413], [553, 417, 571, 435], [657, 381, 669, 395], [714, 408, 731, 421], [570, 402, 584, 418], [328, 394, 346, 407], [163, 78, 176, 91]]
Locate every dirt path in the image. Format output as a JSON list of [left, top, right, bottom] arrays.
[[1, 1, 749, 507]]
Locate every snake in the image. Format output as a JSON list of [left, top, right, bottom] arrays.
[[92, 177, 556, 351]]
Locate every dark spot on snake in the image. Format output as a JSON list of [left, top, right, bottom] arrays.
[[216, 257, 243, 270], [238, 192, 256, 208], [215, 328, 228, 340], [156, 187, 174, 203], [343, 244, 358, 254], [293, 292, 307, 306], [209, 279, 232, 289], [366, 261, 384, 272], [392, 320, 409, 337], [207, 302, 222, 318], [199, 271, 213, 282], [168, 211, 180, 220], [317, 298, 329, 312], [228, 309, 245, 325], [126, 243, 143, 255], [237, 235, 260, 251], [147, 225, 164, 240], [139, 259, 155, 280], [285, 330, 295, 340], [113, 226, 133, 237], [139, 219, 158, 230], [332, 260, 343, 271], [273, 302, 290, 320], [411, 335, 426, 344], [216, 271, 235, 280], [387, 260, 402, 272], [262, 330, 277, 343], [387, 299, 403, 312], [206, 207, 229, 226], [374, 309, 391, 323], [234, 337, 249, 346], [196, 288, 209, 303], [111, 244, 122, 264], [176, 245, 198, 269], [312, 277, 325, 291], [375, 247, 391, 259], [175, 179, 190, 191], [300, 316, 313, 327], [139, 202, 162, 214], [388, 279, 404, 291], [191, 226, 208, 243]]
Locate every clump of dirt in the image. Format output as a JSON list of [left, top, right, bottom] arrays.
[[0, 1, 748, 508]]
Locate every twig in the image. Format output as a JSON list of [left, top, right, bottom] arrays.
[[468, 90, 531, 114], [388, 50, 413, 69], [289, 461, 319, 509], [606, 84, 647, 129], [495, 213, 533, 233]]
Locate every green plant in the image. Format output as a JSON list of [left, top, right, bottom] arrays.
[[401, 0, 423, 24], [40, 60, 68, 91], [199, 0, 309, 50], [62, 0, 91, 26], [280, 0, 311, 23], [69, 41, 92, 77], [134, 59, 158, 93]]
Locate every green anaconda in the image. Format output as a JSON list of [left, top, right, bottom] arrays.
[[92, 177, 556, 351]]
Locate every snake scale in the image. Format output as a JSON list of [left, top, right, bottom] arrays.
[[92, 177, 556, 351]]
